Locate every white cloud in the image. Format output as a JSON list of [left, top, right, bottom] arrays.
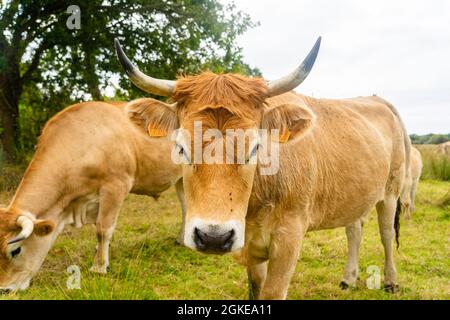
[[227, 0, 450, 134]]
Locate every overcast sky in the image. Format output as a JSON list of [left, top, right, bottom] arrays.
[[225, 0, 450, 134]]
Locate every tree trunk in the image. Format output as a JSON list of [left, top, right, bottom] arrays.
[[88, 79, 103, 101], [0, 80, 20, 162], [82, 43, 103, 101]]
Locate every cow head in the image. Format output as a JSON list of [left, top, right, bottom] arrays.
[[0, 207, 54, 292], [115, 37, 320, 254]]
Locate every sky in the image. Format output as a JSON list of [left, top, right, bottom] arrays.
[[224, 0, 450, 134]]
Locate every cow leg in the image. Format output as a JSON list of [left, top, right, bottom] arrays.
[[340, 219, 363, 289], [90, 183, 129, 274], [401, 172, 412, 220], [402, 190, 412, 220], [175, 179, 186, 245], [247, 259, 268, 300], [403, 203, 411, 220], [259, 217, 306, 300], [410, 179, 418, 213], [376, 195, 399, 292]]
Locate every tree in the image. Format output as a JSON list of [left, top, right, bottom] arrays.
[[0, 0, 258, 161], [410, 133, 450, 145]]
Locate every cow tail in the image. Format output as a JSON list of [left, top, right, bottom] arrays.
[[394, 198, 401, 249]]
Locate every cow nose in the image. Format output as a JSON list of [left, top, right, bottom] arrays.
[[0, 288, 11, 295], [194, 228, 235, 253]]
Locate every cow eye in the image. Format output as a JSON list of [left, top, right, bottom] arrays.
[[176, 143, 191, 164], [10, 247, 21, 258], [246, 143, 260, 164]]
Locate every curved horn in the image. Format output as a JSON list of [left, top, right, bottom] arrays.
[[7, 216, 34, 245], [114, 38, 175, 97], [267, 37, 321, 97]]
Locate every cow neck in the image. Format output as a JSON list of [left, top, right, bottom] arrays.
[[9, 158, 65, 219], [133, 133, 177, 183], [133, 134, 153, 182]]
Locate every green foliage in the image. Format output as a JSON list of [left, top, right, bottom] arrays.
[[0, 163, 26, 193], [1, 0, 260, 159], [30, 0, 260, 100], [410, 133, 450, 145], [17, 81, 71, 156]]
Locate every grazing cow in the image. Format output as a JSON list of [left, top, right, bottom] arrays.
[[0, 101, 183, 292], [115, 37, 410, 299], [401, 147, 423, 219], [438, 141, 450, 156]]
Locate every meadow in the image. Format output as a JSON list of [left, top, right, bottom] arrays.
[[0, 148, 449, 300], [415, 144, 450, 181]]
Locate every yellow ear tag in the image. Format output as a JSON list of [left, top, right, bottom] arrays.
[[147, 126, 167, 137], [278, 128, 291, 143]]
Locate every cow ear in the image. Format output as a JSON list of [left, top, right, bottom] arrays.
[[261, 103, 315, 143], [125, 98, 178, 137], [34, 219, 55, 236]]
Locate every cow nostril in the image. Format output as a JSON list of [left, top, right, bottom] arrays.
[[225, 229, 234, 241], [221, 229, 235, 251], [0, 288, 11, 295], [194, 228, 206, 242], [194, 228, 206, 249]]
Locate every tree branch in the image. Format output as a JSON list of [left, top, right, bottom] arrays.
[[20, 40, 51, 84]]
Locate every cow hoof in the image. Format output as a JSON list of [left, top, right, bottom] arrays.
[[339, 281, 350, 290], [384, 283, 400, 293], [90, 265, 108, 274]]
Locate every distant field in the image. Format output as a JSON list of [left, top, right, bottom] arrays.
[[414, 144, 450, 181], [0, 177, 449, 300]]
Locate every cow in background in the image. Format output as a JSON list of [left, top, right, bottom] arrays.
[[401, 147, 423, 219], [438, 141, 450, 156], [0, 100, 183, 292]]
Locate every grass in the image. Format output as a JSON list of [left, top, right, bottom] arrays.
[[0, 177, 449, 300], [415, 144, 450, 181]]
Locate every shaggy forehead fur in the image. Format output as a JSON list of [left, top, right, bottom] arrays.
[[173, 72, 268, 119], [174, 72, 268, 154], [183, 107, 258, 133]]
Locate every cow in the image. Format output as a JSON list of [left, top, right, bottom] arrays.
[[438, 141, 450, 156], [401, 147, 423, 219], [114, 36, 410, 299], [0, 101, 184, 292]]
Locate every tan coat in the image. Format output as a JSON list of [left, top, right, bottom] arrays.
[[123, 71, 410, 299], [0, 101, 183, 291], [401, 147, 423, 219], [438, 141, 450, 156]]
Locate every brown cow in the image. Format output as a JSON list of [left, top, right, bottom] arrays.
[[0, 101, 183, 292], [115, 37, 410, 299], [401, 146, 423, 219]]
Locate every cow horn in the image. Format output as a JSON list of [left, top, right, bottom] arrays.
[[7, 216, 34, 245], [114, 38, 175, 97], [267, 37, 321, 97]]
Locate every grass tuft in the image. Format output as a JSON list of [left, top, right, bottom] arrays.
[[416, 145, 450, 181]]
